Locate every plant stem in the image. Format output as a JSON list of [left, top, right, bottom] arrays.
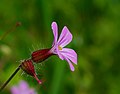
[[0, 64, 21, 92], [0, 22, 21, 41]]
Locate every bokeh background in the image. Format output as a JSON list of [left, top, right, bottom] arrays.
[[0, 0, 120, 94]]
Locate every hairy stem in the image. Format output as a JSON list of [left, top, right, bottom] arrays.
[[0, 64, 21, 92]]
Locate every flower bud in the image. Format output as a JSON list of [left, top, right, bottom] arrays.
[[31, 48, 53, 63], [21, 59, 42, 84]]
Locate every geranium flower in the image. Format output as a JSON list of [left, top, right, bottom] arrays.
[[50, 22, 77, 71], [32, 22, 77, 71], [11, 80, 37, 94]]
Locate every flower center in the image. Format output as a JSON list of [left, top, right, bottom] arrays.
[[58, 46, 62, 50]]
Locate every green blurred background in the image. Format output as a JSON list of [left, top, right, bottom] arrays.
[[0, 0, 120, 94]]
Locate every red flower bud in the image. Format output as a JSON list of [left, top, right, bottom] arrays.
[[21, 59, 42, 84], [31, 48, 53, 63]]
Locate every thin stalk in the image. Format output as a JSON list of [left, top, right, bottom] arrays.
[[0, 64, 21, 92], [0, 22, 21, 41]]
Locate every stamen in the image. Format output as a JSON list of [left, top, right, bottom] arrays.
[[58, 46, 62, 50]]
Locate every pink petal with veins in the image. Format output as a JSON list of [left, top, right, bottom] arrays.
[[56, 45, 65, 60], [58, 26, 72, 47], [51, 22, 58, 46], [59, 48, 77, 64], [65, 57, 75, 71], [56, 49, 76, 71]]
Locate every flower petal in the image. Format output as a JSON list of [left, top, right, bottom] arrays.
[[56, 45, 65, 60], [51, 22, 58, 46], [58, 26, 72, 47], [19, 81, 29, 91], [11, 86, 19, 94], [56, 49, 75, 71], [29, 89, 37, 94], [65, 57, 75, 71], [59, 48, 77, 64]]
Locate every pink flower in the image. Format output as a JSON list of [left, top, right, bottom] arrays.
[[11, 80, 37, 94], [31, 22, 77, 71], [50, 22, 77, 71]]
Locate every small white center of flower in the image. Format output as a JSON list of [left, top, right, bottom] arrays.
[[58, 46, 62, 50]]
